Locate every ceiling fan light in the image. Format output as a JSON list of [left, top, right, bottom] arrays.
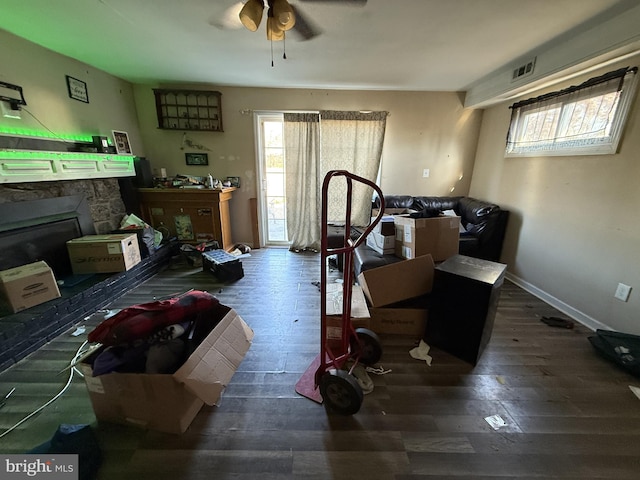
[[239, 0, 264, 32], [266, 16, 285, 41], [273, 0, 295, 31]]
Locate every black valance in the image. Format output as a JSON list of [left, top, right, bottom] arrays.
[[510, 66, 637, 110]]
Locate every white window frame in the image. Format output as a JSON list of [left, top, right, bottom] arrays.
[[505, 67, 638, 157]]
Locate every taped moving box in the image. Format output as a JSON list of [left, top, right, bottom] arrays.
[[67, 233, 141, 274], [80, 307, 254, 434], [394, 215, 459, 261], [0, 261, 61, 313]]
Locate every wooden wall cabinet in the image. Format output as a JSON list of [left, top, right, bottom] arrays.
[[153, 89, 223, 131], [137, 188, 236, 249]]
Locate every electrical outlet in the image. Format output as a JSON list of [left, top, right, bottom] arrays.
[[614, 283, 632, 302], [422, 168, 430, 178]]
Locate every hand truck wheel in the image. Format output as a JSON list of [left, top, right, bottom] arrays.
[[351, 328, 383, 366], [319, 369, 363, 415]]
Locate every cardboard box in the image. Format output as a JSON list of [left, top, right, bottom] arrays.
[[366, 230, 395, 255], [371, 215, 396, 236], [394, 215, 460, 261], [326, 283, 370, 341], [67, 234, 142, 274], [369, 296, 429, 336], [357, 254, 434, 308], [0, 261, 61, 313], [370, 307, 428, 336], [80, 308, 254, 434]]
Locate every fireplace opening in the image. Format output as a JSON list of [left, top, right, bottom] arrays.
[[0, 194, 96, 279]]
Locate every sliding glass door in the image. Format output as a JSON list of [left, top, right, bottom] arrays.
[[255, 112, 288, 246]]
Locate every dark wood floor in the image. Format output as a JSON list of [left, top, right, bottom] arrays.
[[1, 248, 640, 479]]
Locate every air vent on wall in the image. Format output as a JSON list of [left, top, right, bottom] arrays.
[[511, 57, 537, 82]]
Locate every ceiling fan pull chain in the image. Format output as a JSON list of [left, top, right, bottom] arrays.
[[271, 39, 274, 67], [283, 35, 287, 60]]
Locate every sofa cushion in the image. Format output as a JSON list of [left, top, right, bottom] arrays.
[[456, 197, 499, 234]]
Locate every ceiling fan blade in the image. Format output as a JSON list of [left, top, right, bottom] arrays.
[[208, 1, 244, 30], [291, 5, 322, 41]]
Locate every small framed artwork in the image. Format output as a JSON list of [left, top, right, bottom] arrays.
[[226, 176, 240, 188], [185, 153, 209, 166], [112, 130, 132, 154], [66, 75, 89, 103]]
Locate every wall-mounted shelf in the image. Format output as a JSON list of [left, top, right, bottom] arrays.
[[0, 150, 135, 184], [153, 89, 223, 132]]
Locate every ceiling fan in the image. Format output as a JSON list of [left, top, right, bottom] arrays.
[[213, 0, 367, 41]]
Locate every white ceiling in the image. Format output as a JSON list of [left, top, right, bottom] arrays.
[[0, 0, 632, 93]]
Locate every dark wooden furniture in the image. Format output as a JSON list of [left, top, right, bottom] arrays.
[[137, 188, 235, 249], [425, 254, 507, 364], [153, 88, 223, 131]]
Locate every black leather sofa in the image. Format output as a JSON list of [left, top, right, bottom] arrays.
[[353, 195, 509, 276]]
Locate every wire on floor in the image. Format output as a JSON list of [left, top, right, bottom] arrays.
[[0, 340, 88, 439]]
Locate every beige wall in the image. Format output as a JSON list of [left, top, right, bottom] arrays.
[[133, 86, 482, 245], [0, 30, 143, 154], [471, 55, 640, 334]]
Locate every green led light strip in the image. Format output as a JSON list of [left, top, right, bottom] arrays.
[[0, 127, 95, 143], [0, 151, 134, 160]]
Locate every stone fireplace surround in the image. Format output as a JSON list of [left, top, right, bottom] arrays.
[[0, 179, 174, 371]]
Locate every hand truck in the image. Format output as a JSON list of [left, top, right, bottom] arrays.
[[295, 170, 386, 414]]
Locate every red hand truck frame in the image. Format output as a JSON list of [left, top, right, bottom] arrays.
[[295, 170, 385, 414]]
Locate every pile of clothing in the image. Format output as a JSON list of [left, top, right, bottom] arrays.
[[86, 290, 229, 376]]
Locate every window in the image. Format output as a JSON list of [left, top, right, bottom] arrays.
[[506, 67, 637, 157]]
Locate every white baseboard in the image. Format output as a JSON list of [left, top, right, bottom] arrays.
[[505, 272, 611, 332]]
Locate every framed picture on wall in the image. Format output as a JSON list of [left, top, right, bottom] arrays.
[[185, 153, 209, 166], [66, 75, 89, 103], [112, 130, 132, 154]]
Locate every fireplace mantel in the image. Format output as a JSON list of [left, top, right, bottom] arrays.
[[0, 149, 135, 184]]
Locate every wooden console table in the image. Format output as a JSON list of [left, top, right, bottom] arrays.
[[137, 188, 236, 249]]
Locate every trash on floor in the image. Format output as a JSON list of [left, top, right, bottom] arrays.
[[366, 365, 392, 375], [346, 360, 374, 395], [484, 414, 507, 430], [409, 340, 433, 366], [71, 326, 86, 336], [0, 387, 15, 409], [540, 316, 574, 329]]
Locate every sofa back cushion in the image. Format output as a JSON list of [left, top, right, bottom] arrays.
[[412, 196, 460, 212], [456, 197, 499, 233]]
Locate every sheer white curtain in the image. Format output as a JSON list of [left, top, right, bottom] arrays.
[[284, 113, 321, 251], [284, 110, 387, 251]]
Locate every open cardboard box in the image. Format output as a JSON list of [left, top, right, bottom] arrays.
[[357, 254, 434, 308], [357, 255, 434, 336], [80, 307, 254, 434]]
